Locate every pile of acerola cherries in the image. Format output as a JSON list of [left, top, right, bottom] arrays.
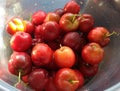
[[6, 0, 111, 91]]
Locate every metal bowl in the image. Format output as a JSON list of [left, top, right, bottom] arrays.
[[0, 0, 120, 91]]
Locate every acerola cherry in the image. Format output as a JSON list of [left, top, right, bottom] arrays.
[[88, 27, 110, 47], [6, 17, 25, 35], [81, 42, 104, 65], [64, 0, 80, 14], [78, 14, 94, 33], [54, 68, 82, 91], [53, 46, 75, 68], [78, 60, 99, 77], [62, 32, 86, 51], [23, 20, 35, 34], [10, 32, 32, 52], [44, 12, 60, 23], [28, 69, 49, 91], [42, 21, 61, 41], [32, 10, 46, 25], [8, 52, 32, 76], [54, 8, 65, 17], [31, 43, 53, 66], [59, 13, 79, 32]]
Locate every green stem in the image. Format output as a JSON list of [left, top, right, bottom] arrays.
[[91, 45, 96, 49], [72, 14, 82, 23], [14, 71, 21, 87], [106, 31, 118, 37], [72, 14, 77, 23], [18, 71, 21, 83], [69, 79, 79, 84]]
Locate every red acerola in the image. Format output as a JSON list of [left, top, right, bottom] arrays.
[[81, 43, 104, 65]]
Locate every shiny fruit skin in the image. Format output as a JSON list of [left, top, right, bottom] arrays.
[[31, 43, 53, 66], [8, 52, 32, 76], [62, 32, 86, 51], [59, 13, 79, 32], [10, 32, 32, 52], [54, 68, 82, 91], [28, 69, 49, 91], [42, 21, 61, 41], [44, 12, 60, 23], [88, 27, 110, 47], [54, 46, 76, 68], [23, 20, 35, 34], [54, 8, 65, 17], [64, 0, 80, 14], [78, 14, 94, 33], [81, 43, 104, 65], [32, 10, 46, 25]]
